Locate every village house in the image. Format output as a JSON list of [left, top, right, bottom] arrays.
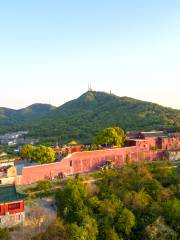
[[0, 184, 26, 228], [0, 153, 16, 167], [0, 165, 17, 185]]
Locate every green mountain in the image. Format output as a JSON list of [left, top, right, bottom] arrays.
[[0, 104, 55, 132], [0, 91, 179, 143]]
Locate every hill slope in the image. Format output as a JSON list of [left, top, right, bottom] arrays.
[[0, 91, 179, 143], [0, 103, 55, 133]]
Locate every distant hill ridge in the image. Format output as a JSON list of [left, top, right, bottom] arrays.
[[0, 91, 179, 143]]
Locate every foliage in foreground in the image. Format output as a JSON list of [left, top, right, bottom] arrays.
[[0, 228, 11, 240], [32, 161, 180, 240]]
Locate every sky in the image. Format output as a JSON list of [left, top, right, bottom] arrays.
[[0, 0, 180, 109]]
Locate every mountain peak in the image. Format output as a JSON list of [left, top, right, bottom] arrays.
[[79, 91, 97, 102], [25, 103, 55, 111], [17, 103, 56, 117], [0, 91, 179, 142], [78, 90, 137, 105]]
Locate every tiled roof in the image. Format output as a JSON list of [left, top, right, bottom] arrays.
[[140, 131, 180, 138], [159, 133, 180, 138], [140, 131, 166, 138], [0, 156, 15, 163], [0, 184, 27, 203]]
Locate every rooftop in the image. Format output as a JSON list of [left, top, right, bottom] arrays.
[[0, 156, 15, 163], [128, 138, 149, 142], [138, 131, 180, 138], [140, 131, 166, 138], [0, 184, 27, 203]]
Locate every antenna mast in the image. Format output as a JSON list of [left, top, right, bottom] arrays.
[[88, 84, 92, 91]]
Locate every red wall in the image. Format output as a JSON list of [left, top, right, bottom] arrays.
[[161, 137, 180, 150], [0, 201, 24, 216], [16, 136, 180, 185], [17, 146, 163, 185], [69, 145, 82, 153]]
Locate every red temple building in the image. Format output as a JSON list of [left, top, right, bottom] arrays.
[[0, 184, 26, 228]]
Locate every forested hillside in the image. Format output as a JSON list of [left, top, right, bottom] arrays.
[[0, 91, 179, 143]]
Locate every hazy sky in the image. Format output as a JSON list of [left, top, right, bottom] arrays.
[[0, 0, 180, 109]]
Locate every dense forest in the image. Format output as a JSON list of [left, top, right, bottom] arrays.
[[33, 161, 180, 240], [0, 91, 180, 144]]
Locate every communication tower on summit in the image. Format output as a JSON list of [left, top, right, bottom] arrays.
[[88, 84, 92, 91]]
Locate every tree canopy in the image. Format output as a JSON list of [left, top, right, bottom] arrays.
[[0, 228, 11, 240], [20, 144, 55, 164], [94, 127, 127, 147], [33, 161, 180, 240], [20, 144, 34, 159]]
